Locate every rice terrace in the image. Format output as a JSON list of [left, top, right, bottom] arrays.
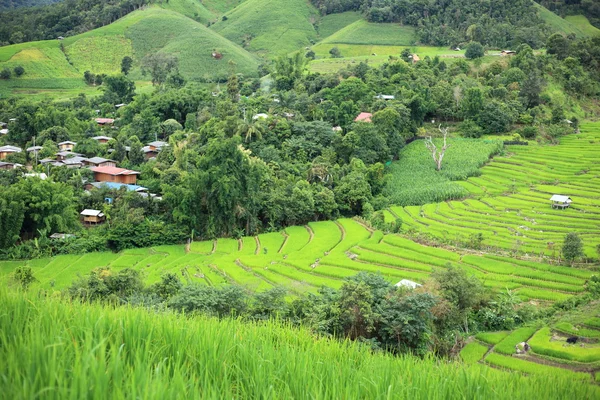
[[1, 0, 600, 398]]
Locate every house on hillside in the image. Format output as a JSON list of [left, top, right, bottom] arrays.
[[354, 112, 373, 123], [144, 140, 169, 159], [0, 128, 8, 136], [84, 157, 116, 168], [395, 279, 422, 289], [62, 156, 87, 168], [411, 54, 420, 63], [95, 118, 115, 127], [0, 145, 22, 160], [0, 161, 23, 170], [92, 135, 112, 144], [50, 233, 75, 240], [501, 50, 516, 56], [80, 209, 105, 225], [91, 166, 140, 184], [55, 151, 83, 161], [58, 141, 77, 151], [374, 94, 395, 100], [550, 195, 572, 210], [26, 145, 43, 153]]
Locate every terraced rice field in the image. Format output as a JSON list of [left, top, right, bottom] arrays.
[[463, 305, 600, 383], [1, 218, 593, 303], [391, 123, 600, 258]]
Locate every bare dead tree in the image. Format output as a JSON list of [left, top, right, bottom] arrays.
[[424, 125, 451, 171]]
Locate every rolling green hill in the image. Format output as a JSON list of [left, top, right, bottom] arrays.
[[320, 19, 416, 46], [0, 7, 259, 97], [316, 11, 362, 39], [535, 2, 600, 37], [211, 0, 319, 57]]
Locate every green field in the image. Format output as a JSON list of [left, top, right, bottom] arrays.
[[1, 218, 593, 304], [389, 122, 600, 258], [0, 7, 259, 98], [317, 11, 363, 39], [385, 138, 503, 206], [535, 3, 600, 37], [211, 0, 319, 57], [320, 19, 416, 46], [3, 288, 598, 399]]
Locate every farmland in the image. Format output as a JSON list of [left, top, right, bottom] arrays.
[[386, 122, 600, 258], [535, 3, 600, 38], [465, 301, 600, 382], [2, 218, 594, 304]]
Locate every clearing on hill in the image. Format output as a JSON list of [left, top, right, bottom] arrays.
[[320, 19, 416, 46], [211, 0, 319, 57], [0, 7, 259, 98], [535, 2, 600, 38]]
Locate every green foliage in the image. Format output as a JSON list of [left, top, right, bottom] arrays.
[[465, 42, 484, 59], [11, 266, 37, 289], [485, 352, 591, 381], [529, 327, 600, 363], [475, 331, 510, 345], [13, 65, 24, 76], [0, 67, 10, 79], [120, 56, 133, 75], [562, 232, 584, 265], [329, 47, 342, 58]]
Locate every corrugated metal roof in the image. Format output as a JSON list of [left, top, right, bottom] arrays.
[[550, 195, 572, 203]]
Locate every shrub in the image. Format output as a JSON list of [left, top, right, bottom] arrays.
[[329, 47, 342, 58], [0, 68, 11, 79], [459, 119, 483, 138], [465, 42, 485, 59], [562, 232, 583, 266], [13, 65, 24, 76], [520, 126, 537, 139]]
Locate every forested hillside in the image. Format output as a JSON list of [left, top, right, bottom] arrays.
[[0, 0, 58, 10], [310, 0, 579, 48], [538, 0, 600, 28]]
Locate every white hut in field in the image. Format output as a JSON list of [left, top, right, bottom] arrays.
[[395, 279, 422, 289], [550, 195, 572, 210]]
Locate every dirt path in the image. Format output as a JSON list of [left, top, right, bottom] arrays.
[[278, 231, 288, 253], [254, 236, 261, 255]]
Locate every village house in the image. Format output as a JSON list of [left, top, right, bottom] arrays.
[[0, 161, 23, 170], [354, 112, 373, 123], [58, 141, 77, 151], [50, 233, 75, 240], [92, 135, 112, 144], [550, 195, 572, 210], [374, 94, 395, 100], [95, 118, 115, 127], [91, 166, 140, 184], [395, 279, 422, 289], [80, 209, 105, 225], [0, 145, 22, 160], [501, 50, 516, 56], [62, 156, 87, 168], [83, 157, 116, 168], [143, 140, 169, 159], [26, 145, 43, 153], [0, 128, 8, 135], [55, 151, 83, 161], [411, 54, 420, 64]]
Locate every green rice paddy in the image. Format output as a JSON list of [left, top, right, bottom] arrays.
[[388, 122, 600, 258]]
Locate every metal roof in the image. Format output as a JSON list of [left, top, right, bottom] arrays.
[[550, 195, 572, 203], [80, 209, 105, 217]]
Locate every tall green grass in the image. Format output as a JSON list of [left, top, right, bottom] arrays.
[[1, 288, 598, 399]]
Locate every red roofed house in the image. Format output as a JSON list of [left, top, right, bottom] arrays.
[[354, 112, 373, 123], [91, 166, 140, 185], [95, 118, 115, 127]]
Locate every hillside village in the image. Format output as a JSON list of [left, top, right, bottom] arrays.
[[1, 0, 600, 398]]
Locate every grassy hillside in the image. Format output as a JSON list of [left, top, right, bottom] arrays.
[[535, 2, 599, 37], [565, 15, 600, 37], [320, 19, 416, 46], [0, 7, 259, 98], [316, 11, 362, 39], [158, 0, 216, 23], [211, 0, 319, 57]]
